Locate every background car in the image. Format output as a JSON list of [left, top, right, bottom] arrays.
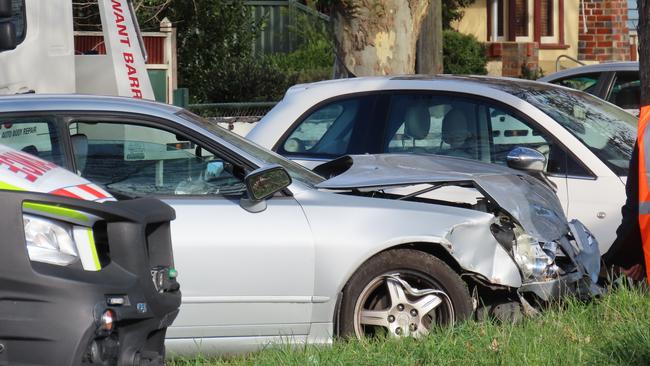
[[0, 144, 180, 365], [538, 62, 640, 115], [0, 95, 600, 356], [247, 75, 637, 253]]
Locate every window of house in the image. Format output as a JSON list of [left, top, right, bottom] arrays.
[[514, 0, 529, 37], [540, 0, 553, 36], [497, 0, 505, 37], [490, 0, 562, 44], [68, 122, 246, 197]]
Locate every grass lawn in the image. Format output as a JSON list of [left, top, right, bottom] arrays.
[[169, 286, 650, 366]]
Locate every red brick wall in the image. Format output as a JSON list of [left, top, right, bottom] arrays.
[[489, 42, 539, 78], [578, 0, 630, 61]]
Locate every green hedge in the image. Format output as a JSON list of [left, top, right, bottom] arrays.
[[443, 30, 488, 75]]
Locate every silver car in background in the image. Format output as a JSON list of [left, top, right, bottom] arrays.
[[0, 95, 601, 355], [539, 61, 640, 115]]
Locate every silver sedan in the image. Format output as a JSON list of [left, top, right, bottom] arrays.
[[0, 95, 600, 355]]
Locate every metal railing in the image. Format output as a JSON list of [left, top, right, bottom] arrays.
[[187, 102, 278, 136], [555, 55, 586, 72]]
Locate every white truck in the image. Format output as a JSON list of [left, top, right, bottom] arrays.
[[0, 0, 154, 99], [0, 0, 194, 174]]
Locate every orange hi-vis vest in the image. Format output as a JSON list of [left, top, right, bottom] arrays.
[[638, 105, 650, 279]]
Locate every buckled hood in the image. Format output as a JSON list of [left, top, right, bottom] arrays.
[[315, 154, 568, 242]]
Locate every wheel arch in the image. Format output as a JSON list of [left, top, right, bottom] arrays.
[[333, 240, 463, 336]]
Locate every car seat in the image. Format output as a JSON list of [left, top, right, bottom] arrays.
[[441, 108, 477, 159], [70, 134, 88, 174], [403, 102, 431, 153]]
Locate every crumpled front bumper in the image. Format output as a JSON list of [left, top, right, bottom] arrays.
[[0, 191, 181, 366], [518, 219, 604, 301]]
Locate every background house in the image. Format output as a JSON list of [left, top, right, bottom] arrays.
[[454, 0, 632, 77]]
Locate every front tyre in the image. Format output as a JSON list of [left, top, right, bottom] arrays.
[[339, 249, 473, 339]]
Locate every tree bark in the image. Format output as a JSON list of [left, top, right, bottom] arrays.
[[640, 0, 650, 106], [416, 0, 443, 74], [332, 0, 431, 77]]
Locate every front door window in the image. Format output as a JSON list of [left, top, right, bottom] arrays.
[[69, 122, 246, 197]]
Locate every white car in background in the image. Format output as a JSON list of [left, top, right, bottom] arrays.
[[248, 75, 638, 253]]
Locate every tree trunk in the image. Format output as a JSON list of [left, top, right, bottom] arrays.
[[416, 0, 443, 74], [640, 0, 650, 107], [332, 0, 431, 77]]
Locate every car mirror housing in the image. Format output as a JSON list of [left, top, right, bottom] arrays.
[[506, 147, 546, 173], [240, 165, 291, 213]]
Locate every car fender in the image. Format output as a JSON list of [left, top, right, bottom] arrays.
[[295, 190, 522, 325]]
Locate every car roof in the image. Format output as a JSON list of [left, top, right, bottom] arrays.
[[538, 61, 639, 82], [282, 74, 562, 100], [0, 93, 183, 118]]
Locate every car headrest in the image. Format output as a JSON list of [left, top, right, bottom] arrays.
[[70, 133, 88, 172], [404, 103, 431, 140], [442, 108, 471, 145]]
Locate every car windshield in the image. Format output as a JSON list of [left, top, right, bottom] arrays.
[[177, 111, 326, 186], [496, 82, 637, 176]]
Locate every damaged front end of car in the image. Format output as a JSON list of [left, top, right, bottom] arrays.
[[315, 154, 603, 317]]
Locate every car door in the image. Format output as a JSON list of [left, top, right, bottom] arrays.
[[64, 117, 316, 339], [276, 94, 384, 169]]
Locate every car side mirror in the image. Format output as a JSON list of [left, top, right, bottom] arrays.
[[0, 21, 16, 52], [506, 147, 546, 173], [240, 165, 291, 213]]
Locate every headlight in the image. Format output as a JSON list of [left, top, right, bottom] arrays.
[[513, 231, 560, 280], [23, 214, 80, 266]]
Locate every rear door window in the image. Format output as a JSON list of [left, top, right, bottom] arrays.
[[0, 117, 65, 166], [607, 72, 640, 110], [551, 73, 601, 95]]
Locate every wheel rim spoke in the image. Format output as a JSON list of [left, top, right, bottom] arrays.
[[386, 277, 407, 306], [359, 309, 390, 328], [413, 294, 443, 316]]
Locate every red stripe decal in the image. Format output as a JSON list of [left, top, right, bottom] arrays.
[[78, 184, 107, 199], [50, 188, 82, 200]]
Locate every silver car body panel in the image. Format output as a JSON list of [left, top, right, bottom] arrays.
[[538, 61, 638, 82], [0, 95, 600, 355]]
